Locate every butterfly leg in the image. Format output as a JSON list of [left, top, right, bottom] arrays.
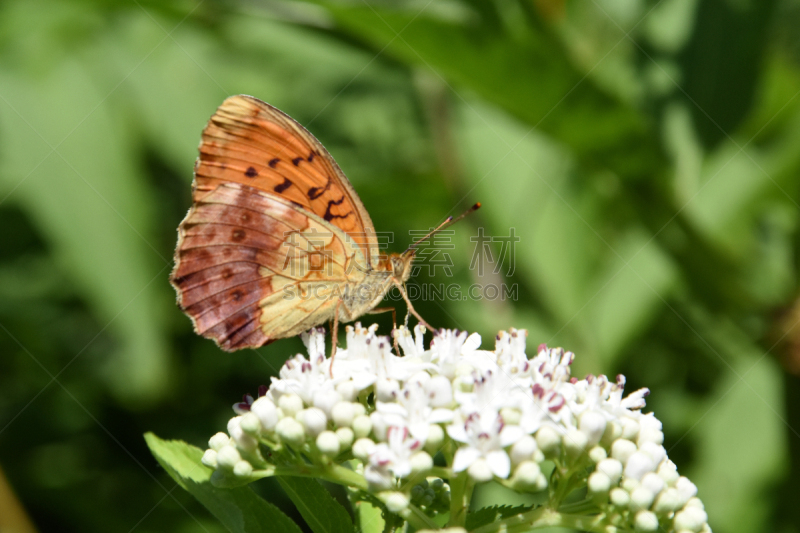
[[367, 307, 399, 353], [392, 279, 434, 332], [329, 299, 342, 377]]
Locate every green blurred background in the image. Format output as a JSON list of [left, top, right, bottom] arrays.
[[1, 0, 800, 531]]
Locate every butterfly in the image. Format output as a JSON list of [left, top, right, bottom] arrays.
[[170, 95, 477, 353]]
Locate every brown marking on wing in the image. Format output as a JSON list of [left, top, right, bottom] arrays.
[[193, 95, 378, 258], [171, 183, 361, 350], [274, 177, 292, 193]]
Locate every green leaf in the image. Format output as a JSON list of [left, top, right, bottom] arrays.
[[277, 477, 353, 533], [0, 62, 170, 405], [310, 1, 663, 181], [465, 504, 532, 531], [144, 433, 302, 533]]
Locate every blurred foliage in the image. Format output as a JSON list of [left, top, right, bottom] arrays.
[[1, 0, 800, 531]]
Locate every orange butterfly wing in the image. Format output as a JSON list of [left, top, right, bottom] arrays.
[[172, 183, 367, 351], [194, 94, 379, 260], [171, 95, 382, 351]]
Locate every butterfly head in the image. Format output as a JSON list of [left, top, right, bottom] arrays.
[[389, 251, 415, 283]]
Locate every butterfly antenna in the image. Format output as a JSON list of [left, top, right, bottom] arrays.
[[406, 202, 481, 253]]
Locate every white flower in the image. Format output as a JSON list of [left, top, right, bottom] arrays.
[[375, 380, 453, 444], [205, 322, 711, 533], [269, 349, 333, 405], [447, 412, 523, 479], [332, 324, 432, 391], [516, 382, 568, 434], [456, 368, 524, 415], [364, 426, 423, 489], [429, 329, 482, 379]]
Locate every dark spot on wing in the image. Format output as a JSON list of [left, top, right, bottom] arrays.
[[232, 229, 246, 242], [231, 289, 243, 301], [308, 176, 332, 200], [324, 196, 352, 222], [274, 177, 292, 193], [245, 166, 258, 178], [307, 152, 315, 163], [268, 158, 280, 168], [292, 157, 303, 166], [222, 268, 233, 279], [241, 213, 251, 223]]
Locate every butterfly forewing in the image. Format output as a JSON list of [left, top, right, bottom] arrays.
[[194, 95, 379, 260]]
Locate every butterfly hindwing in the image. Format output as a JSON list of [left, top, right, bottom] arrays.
[[172, 183, 367, 351]]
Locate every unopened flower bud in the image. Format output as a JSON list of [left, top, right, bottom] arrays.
[[332, 402, 355, 427], [639, 442, 666, 466], [420, 425, 443, 454], [633, 510, 658, 531], [621, 417, 640, 440], [276, 417, 305, 445], [653, 488, 681, 513], [622, 477, 639, 492], [510, 436, 538, 466], [674, 477, 697, 507], [673, 506, 708, 531], [511, 461, 542, 489], [611, 439, 637, 463], [240, 412, 261, 435], [588, 472, 611, 494], [467, 459, 493, 482], [209, 432, 230, 451], [279, 393, 304, 417], [536, 426, 561, 456], [597, 458, 623, 484], [381, 491, 409, 513], [638, 428, 664, 445], [313, 389, 342, 417], [316, 431, 341, 456], [352, 402, 367, 417], [228, 417, 258, 452], [630, 486, 655, 511], [216, 445, 242, 470], [251, 397, 279, 431], [641, 472, 664, 497], [610, 487, 630, 507], [353, 415, 372, 439], [336, 427, 354, 450], [201, 449, 218, 468], [298, 407, 328, 437], [625, 451, 656, 481], [685, 497, 704, 509], [336, 381, 357, 401], [353, 438, 376, 461], [233, 460, 253, 477], [410, 452, 433, 475], [579, 411, 607, 445], [370, 412, 388, 441], [564, 429, 589, 457], [589, 445, 607, 463], [602, 421, 623, 446], [658, 460, 680, 485]]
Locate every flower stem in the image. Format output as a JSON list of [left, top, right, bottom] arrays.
[[447, 471, 473, 528], [273, 464, 368, 491], [406, 503, 438, 531], [470, 507, 609, 533]]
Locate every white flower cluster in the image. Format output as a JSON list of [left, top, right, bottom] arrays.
[[201, 323, 711, 533]]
